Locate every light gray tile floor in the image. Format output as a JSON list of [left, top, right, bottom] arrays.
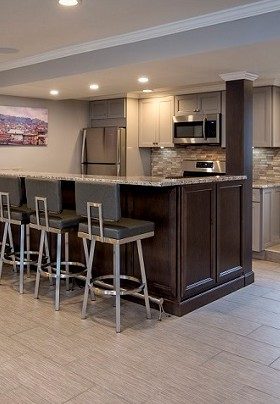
[[0, 259, 279, 403]]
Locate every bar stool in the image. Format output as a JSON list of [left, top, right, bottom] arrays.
[[0, 176, 39, 293], [25, 178, 86, 310], [75, 182, 154, 333]]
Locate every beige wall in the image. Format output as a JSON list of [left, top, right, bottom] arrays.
[[0, 95, 89, 173]]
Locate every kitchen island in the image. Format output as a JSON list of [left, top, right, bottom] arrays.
[[0, 170, 251, 315]]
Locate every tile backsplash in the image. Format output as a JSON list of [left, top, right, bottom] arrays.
[[151, 146, 280, 180], [253, 148, 280, 180], [151, 146, 225, 177]]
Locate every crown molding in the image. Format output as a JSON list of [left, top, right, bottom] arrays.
[[219, 71, 259, 81], [0, 0, 279, 73]]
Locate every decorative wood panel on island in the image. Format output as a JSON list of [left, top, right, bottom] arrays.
[[0, 170, 251, 316]]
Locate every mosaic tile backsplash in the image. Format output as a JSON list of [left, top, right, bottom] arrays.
[[151, 146, 280, 180], [151, 146, 226, 177], [253, 148, 280, 180]]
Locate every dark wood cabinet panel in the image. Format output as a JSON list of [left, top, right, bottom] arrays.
[[180, 184, 216, 299], [121, 185, 178, 299], [216, 182, 243, 283]]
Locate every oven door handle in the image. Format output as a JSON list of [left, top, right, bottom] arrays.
[[203, 118, 207, 140]]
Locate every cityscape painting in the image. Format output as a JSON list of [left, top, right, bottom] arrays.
[[0, 106, 48, 146]]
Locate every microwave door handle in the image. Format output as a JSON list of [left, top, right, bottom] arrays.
[[203, 118, 207, 140]]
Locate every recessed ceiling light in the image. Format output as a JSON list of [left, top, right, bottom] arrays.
[[50, 89, 59, 96], [142, 89, 153, 93], [89, 84, 99, 90], [58, 0, 81, 6], [138, 76, 149, 83]]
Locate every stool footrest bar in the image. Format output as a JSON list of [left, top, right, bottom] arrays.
[[39, 261, 86, 279], [90, 276, 165, 318]]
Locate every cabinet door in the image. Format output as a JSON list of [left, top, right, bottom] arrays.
[[158, 97, 174, 147], [180, 184, 216, 299], [253, 87, 272, 147], [199, 92, 221, 114], [216, 182, 243, 283], [107, 98, 126, 118], [272, 188, 280, 244], [175, 94, 198, 115], [138, 99, 158, 147], [272, 87, 280, 147], [221, 91, 226, 148], [252, 202, 261, 252], [90, 100, 108, 119], [262, 188, 272, 247]]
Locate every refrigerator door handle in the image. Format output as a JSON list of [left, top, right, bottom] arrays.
[[81, 129, 86, 163], [116, 129, 121, 176], [81, 129, 87, 174]]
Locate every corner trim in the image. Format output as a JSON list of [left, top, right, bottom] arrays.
[[0, 0, 279, 72], [219, 71, 259, 81]]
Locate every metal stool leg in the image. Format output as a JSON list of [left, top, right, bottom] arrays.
[[34, 230, 45, 298], [44, 232, 53, 286], [136, 239, 151, 320], [7, 223, 17, 272], [114, 244, 121, 333], [83, 238, 95, 301], [81, 239, 95, 319], [64, 233, 70, 291], [26, 224, 31, 278], [0, 222, 8, 282], [19, 224, 25, 294], [55, 233, 62, 311]]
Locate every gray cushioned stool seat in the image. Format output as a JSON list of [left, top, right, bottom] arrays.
[[5, 205, 34, 224], [30, 210, 80, 230], [79, 217, 154, 240]]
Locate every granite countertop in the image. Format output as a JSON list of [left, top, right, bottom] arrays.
[[0, 170, 246, 187], [253, 180, 280, 189]]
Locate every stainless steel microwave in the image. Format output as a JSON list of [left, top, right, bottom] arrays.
[[173, 113, 221, 145]]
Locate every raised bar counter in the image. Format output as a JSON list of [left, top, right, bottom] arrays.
[[0, 170, 245, 187], [0, 170, 251, 316]]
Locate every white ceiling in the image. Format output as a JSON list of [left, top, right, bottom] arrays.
[[0, 0, 257, 62], [0, 0, 280, 99]]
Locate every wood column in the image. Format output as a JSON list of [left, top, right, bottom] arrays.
[[224, 77, 255, 284]]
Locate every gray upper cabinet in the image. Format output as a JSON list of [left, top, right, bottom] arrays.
[[90, 100, 108, 119], [221, 86, 280, 148], [90, 98, 126, 119], [253, 87, 272, 147], [175, 92, 221, 115], [221, 91, 226, 148], [253, 86, 280, 147], [139, 96, 174, 147]]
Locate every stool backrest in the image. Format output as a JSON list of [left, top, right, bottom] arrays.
[[0, 176, 23, 207], [75, 182, 121, 221], [25, 178, 62, 213]]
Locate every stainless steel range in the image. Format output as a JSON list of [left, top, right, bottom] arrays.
[[166, 159, 226, 179]]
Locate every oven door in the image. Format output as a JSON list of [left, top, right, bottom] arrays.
[[173, 114, 220, 144]]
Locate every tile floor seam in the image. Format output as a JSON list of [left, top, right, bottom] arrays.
[[201, 348, 280, 371], [269, 354, 280, 367], [244, 332, 280, 350]]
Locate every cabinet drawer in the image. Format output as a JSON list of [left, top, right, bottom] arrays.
[[252, 188, 261, 202]]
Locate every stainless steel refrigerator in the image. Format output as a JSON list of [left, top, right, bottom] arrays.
[[81, 127, 126, 175]]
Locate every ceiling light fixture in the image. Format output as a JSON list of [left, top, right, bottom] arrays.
[[89, 83, 99, 90], [58, 0, 81, 7], [138, 76, 149, 83], [50, 89, 59, 96], [142, 89, 153, 93]]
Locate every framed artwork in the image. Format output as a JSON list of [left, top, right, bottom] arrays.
[[0, 106, 48, 146]]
